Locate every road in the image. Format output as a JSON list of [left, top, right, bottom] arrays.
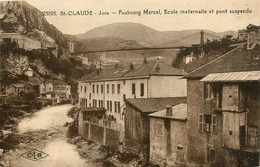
[[1, 104, 95, 167]]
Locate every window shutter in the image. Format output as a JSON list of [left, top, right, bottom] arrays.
[[212, 115, 217, 134], [198, 114, 204, 132]]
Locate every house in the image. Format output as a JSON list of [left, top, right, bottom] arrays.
[[238, 29, 248, 42], [5, 83, 26, 96], [124, 97, 186, 162], [184, 25, 260, 166], [149, 103, 187, 166], [40, 79, 71, 100], [78, 60, 187, 125]]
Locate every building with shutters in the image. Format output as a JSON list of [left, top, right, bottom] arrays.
[[184, 25, 260, 167], [78, 59, 187, 125]]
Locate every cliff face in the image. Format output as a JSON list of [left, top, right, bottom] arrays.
[[0, 1, 67, 49]]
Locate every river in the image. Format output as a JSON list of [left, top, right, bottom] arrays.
[[1, 104, 94, 167]]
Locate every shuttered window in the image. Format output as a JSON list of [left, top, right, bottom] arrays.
[[212, 115, 217, 134], [198, 114, 204, 132]]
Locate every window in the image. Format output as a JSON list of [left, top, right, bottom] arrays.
[[140, 83, 144, 97], [97, 85, 99, 93], [205, 114, 211, 132], [208, 148, 215, 162], [118, 102, 121, 113], [101, 84, 103, 93], [98, 100, 103, 108], [212, 115, 217, 134], [114, 101, 117, 113], [80, 98, 83, 107], [198, 114, 217, 134], [84, 86, 86, 93], [110, 101, 112, 111], [112, 84, 115, 94], [89, 93, 91, 99], [155, 122, 164, 136], [92, 99, 97, 107], [117, 84, 120, 94], [93, 84, 95, 93], [100, 100, 103, 108], [107, 84, 109, 93], [123, 94, 126, 101], [132, 83, 136, 95], [198, 114, 203, 132], [204, 83, 213, 99], [81, 86, 83, 92], [107, 101, 110, 111]]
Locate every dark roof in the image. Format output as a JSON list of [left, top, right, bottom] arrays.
[[79, 61, 186, 82], [125, 97, 187, 113], [185, 44, 260, 78], [80, 107, 106, 113]]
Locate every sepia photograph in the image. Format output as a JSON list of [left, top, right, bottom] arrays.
[[0, 0, 259, 166]]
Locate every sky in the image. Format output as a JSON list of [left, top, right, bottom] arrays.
[[23, 0, 260, 35]]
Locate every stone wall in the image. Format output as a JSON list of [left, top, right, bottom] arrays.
[[78, 120, 123, 151]]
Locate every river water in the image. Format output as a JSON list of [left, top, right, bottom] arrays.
[[1, 104, 94, 167]]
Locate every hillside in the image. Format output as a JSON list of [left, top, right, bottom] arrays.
[[75, 22, 238, 47], [0, 1, 68, 49]]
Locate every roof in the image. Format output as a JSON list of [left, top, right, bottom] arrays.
[[125, 97, 187, 113], [200, 71, 260, 82], [185, 43, 260, 78], [149, 103, 187, 121], [42, 79, 68, 85], [80, 107, 106, 113], [79, 61, 186, 82]]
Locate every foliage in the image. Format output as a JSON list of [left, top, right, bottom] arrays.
[[172, 36, 236, 68]]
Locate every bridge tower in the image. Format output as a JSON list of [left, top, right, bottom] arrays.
[[200, 30, 204, 47]]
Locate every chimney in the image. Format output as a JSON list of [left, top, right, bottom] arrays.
[[130, 63, 134, 70], [166, 105, 172, 117], [155, 64, 160, 72], [143, 58, 147, 64]]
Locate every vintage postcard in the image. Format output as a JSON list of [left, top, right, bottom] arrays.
[[0, 0, 259, 166]]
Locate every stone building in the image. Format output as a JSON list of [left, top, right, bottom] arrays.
[[78, 60, 187, 125], [149, 103, 187, 166], [0, 33, 42, 51], [124, 97, 186, 163], [184, 38, 260, 166]]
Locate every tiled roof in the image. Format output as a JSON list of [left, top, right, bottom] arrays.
[[149, 103, 187, 120], [80, 61, 186, 82], [125, 97, 187, 113], [185, 44, 260, 78]]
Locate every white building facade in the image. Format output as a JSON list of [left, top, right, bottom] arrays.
[[78, 61, 187, 125]]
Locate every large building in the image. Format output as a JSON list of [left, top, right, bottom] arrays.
[[78, 60, 187, 125], [184, 25, 260, 166]]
